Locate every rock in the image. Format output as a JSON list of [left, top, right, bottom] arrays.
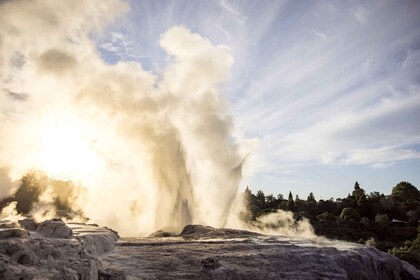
[[0, 221, 20, 229], [180, 225, 214, 236], [179, 224, 259, 239], [98, 267, 127, 280], [149, 230, 177, 238], [18, 218, 38, 231], [78, 231, 118, 256], [37, 218, 73, 238], [15, 250, 39, 266], [200, 257, 240, 280], [0, 219, 121, 280], [200, 257, 221, 272], [101, 225, 420, 280], [0, 228, 29, 239], [61, 267, 79, 280], [0, 254, 8, 273]]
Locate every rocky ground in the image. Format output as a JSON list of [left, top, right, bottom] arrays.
[[1, 221, 419, 279], [0, 218, 124, 279], [101, 225, 420, 280]]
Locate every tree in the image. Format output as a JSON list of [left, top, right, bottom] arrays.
[[352, 181, 365, 201], [256, 190, 266, 209], [266, 194, 275, 204], [307, 192, 316, 202], [391, 182, 419, 204], [340, 207, 361, 221], [240, 187, 253, 222], [375, 213, 390, 227], [287, 191, 295, 210], [317, 212, 337, 224]]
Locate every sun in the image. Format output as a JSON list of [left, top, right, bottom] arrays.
[[38, 126, 101, 182]]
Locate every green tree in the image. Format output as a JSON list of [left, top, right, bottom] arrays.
[[266, 194, 275, 204], [340, 207, 361, 221], [317, 211, 337, 224], [241, 187, 254, 222], [307, 192, 316, 202], [391, 182, 419, 204], [287, 191, 295, 210], [352, 181, 365, 201], [375, 213, 390, 227], [256, 190, 266, 209]]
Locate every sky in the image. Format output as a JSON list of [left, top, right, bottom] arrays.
[[93, 0, 420, 199], [1, 0, 419, 205]]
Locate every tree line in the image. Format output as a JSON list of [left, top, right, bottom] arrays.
[[241, 181, 420, 269]]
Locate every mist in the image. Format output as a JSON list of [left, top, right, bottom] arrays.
[[0, 0, 314, 239], [0, 0, 248, 236]]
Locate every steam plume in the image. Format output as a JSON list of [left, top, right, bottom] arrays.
[[0, 0, 244, 235]]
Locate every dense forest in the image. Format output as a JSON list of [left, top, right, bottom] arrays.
[[241, 181, 420, 268]]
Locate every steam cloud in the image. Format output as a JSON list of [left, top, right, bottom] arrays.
[[0, 0, 245, 235], [0, 0, 313, 238]]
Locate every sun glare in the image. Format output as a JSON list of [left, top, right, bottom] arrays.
[[38, 126, 100, 182]]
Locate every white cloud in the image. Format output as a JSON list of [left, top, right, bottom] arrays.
[[370, 162, 396, 169], [312, 29, 328, 40]]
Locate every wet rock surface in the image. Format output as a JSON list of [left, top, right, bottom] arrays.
[[1, 221, 419, 279], [179, 225, 259, 240], [101, 225, 420, 280], [0, 219, 124, 279], [36, 218, 73, 239]]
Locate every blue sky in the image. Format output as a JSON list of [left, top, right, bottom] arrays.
[[96, 0, 420, 199]]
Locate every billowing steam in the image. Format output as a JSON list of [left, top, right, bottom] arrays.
[[0, 0, 244, 235], [0, 0, 313, 238]]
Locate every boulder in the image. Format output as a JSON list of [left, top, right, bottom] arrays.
[[36, 218, 73, 238], [149, 230, 177, 238], [0, 228, 29, 239], [179, 224, 259, 239], [180, 225, 214, 236], [18, 219, 37, 231], [0, 221, 20, 229]]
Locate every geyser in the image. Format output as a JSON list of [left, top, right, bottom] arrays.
[[0, 0, 245, 235]]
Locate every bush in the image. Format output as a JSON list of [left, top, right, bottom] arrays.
[[340, 207, 361, 222]]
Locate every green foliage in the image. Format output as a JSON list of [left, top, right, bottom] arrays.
[[317, 212, 337, 224], [340, 207, 361, 221], [240, 181, 419, 268], [389, 225, 420, 269], [375, 213, 390, 227], [391, 181, 420, 205], [287, 191, 295, 210], [307, 192, 316, 202]]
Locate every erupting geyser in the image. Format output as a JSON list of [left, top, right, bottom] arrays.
[[0, 0, 245, 235]]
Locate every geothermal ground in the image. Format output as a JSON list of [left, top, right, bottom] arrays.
[[101, 225, 420, 280], [2, 219, 419, 280]]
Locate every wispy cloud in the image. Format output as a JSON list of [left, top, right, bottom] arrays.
[[98, 31, 148, 61], [352, 5, 369, 24], [312, 29, 328, 40], [370, 162, 396, 170], [219, 0, 246, 23]]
